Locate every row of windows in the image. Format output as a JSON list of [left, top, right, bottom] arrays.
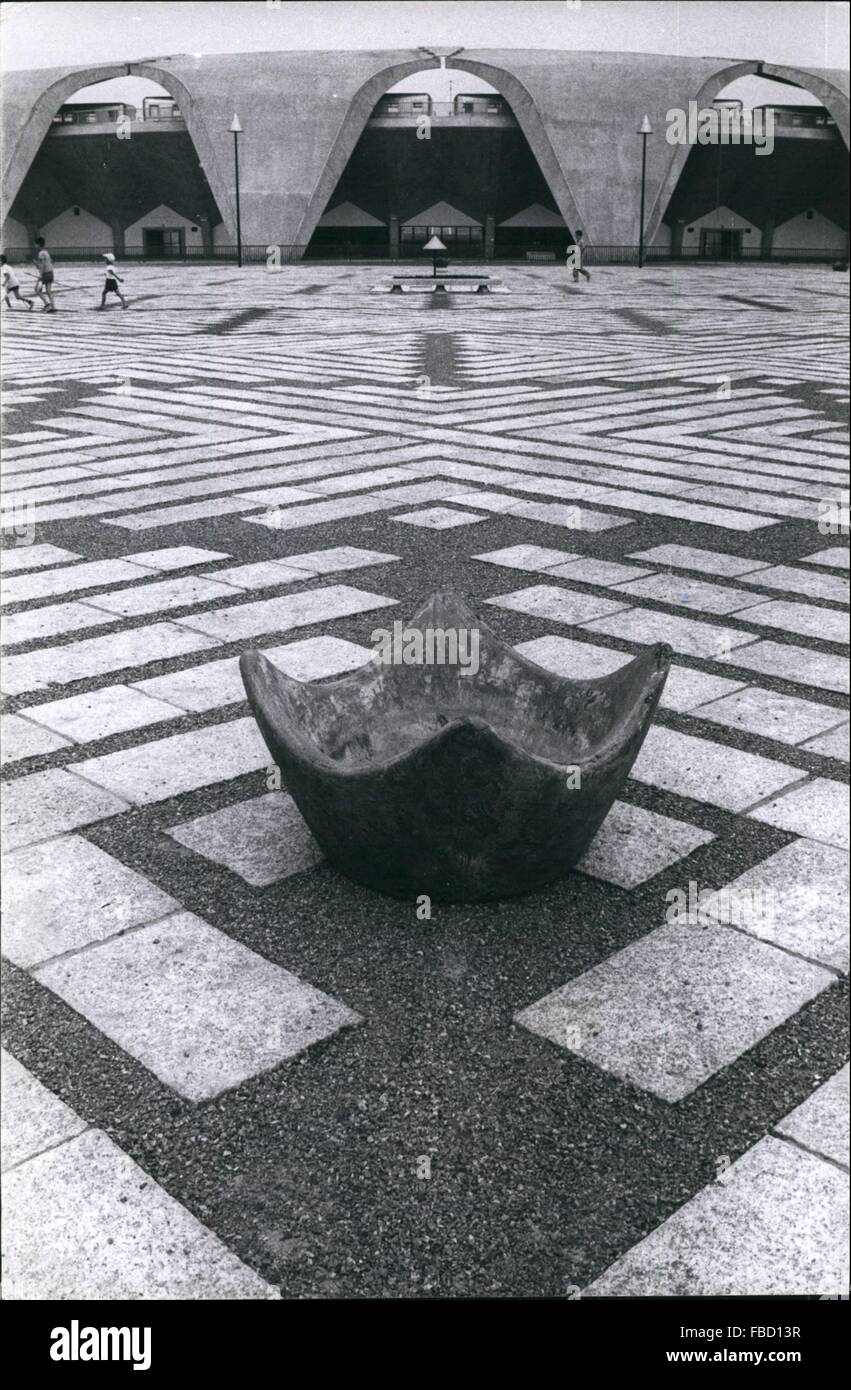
[[143, 100, 182, 120], [51, 100, 181, 126], [373, 95, 507, 117], [401, 225, 484, 242], [751, 106, 836, 128]]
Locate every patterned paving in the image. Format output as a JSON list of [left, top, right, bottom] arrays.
[[1, 262, 848, 1298]]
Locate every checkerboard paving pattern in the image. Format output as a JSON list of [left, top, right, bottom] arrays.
[[1, 263, 847, 1298]]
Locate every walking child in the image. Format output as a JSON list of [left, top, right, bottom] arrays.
[[98, 253, 128, 309], [569, 230, 591, 284], [33, 237, 56, 311], [1, 255, 34, 309]]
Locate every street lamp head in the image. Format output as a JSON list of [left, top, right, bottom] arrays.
[[229, 114, 243, 133], [638, 114, 653, 135]]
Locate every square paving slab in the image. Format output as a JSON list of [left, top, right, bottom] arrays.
[[168, 792, 322, 887], [2, 833, 179, 969], [515, 920, 833, 1101], [35, 911, 361, 1102]]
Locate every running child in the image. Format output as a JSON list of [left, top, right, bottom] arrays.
[[1, 255, 34, 309]]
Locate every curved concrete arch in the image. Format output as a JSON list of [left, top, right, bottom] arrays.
[[646, 59, 850, 244], [1, 59, 236, 235], [644, 59, 759, 245], [450, 57, 587, 237], [143, 50, 452, 246], [2, 63, 127, 225], [292, 57, 441, 248], [443, 50, 764, 246], [762, 63, 850, 147], [293, 52, 589, 248], [127, 62, 238, 234]]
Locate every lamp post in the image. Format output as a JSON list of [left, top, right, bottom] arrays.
[[638, 114, 653, 270], [423, 233, 447, 278], [230, 113, 243, 267]]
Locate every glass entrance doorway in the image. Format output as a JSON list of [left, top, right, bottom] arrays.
[[143, 227, 185, 258], [699, 227, 743, 260]]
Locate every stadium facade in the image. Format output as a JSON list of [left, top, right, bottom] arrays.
[[2, 48, 849, 260]]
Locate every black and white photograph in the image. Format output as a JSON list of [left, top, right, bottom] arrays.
[[0, 0, 848, 1347]]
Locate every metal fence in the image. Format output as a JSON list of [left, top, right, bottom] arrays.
[[561, 245, 847, 266], [3, 243, 847, 267]]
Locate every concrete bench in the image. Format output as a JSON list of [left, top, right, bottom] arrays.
[[389, 274, 493, 293], [389, 282, 493, 293], [391, 274, 490, 280]]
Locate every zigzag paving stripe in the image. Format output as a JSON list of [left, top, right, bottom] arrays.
[[1, 263, 848, 1297]]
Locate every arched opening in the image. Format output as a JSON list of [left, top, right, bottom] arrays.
[[3, 72, 226, 261], [654, 70, 848, 263], [304, 65, 573, 262]]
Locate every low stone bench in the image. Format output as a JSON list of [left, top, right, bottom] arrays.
[[389, 274, 493, 293]]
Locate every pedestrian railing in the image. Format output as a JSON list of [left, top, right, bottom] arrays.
[[3, 244, 847, 266]]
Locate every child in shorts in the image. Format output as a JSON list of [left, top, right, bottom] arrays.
[[1, 255, 34, 309], [99, 253, 128, 309], [34, 237, 56, 311]]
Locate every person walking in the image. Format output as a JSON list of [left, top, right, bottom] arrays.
[[98, 253, 128, 309], [1, 256, 34, 309], [33, 236, 56, 311], [570, 230, 591, 284]]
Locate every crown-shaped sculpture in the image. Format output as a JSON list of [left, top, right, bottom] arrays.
[[240, 592, 671, 901]]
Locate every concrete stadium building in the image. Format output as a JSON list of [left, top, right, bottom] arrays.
[[2, 48, 849, 260]]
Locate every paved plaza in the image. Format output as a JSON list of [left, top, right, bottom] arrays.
[[1, 261, 848, 1298]]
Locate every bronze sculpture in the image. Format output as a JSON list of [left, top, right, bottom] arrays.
[[241, 592, 671, 901]]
